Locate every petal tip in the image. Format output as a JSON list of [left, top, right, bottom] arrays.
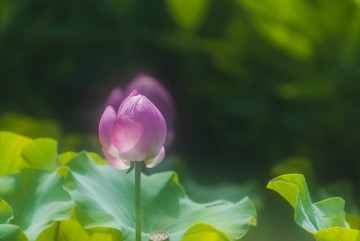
[[130, 89, 140, 96], [145, 146, 165, 168]]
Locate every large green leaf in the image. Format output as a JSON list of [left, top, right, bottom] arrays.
[[267, 174, 360, 241], [65, 152, 256, 241], [0, 169, 73, 241]]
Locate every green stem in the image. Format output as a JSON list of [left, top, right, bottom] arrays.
[[135, 162, 142, 241]]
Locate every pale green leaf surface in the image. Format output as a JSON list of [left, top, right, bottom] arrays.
[[313, 198, 349, 230], [0, 224, 29, 241], [268, 174, 360, 241], [167, 0, 208, 30], [21, 138, 58, 171], [0, 169, 73, 241], [65, 152, 256, 241], [0, 131, 33, 175]]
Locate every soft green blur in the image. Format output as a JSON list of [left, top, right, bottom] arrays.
[[1, 0, 360, 240]]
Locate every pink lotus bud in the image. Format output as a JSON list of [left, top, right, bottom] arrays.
[[104, 87, 123, 109], [99, 90, 167, 169], [125, 73, 175, 137]]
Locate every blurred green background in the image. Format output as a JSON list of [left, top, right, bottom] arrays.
[[1, 0, 360, 240]]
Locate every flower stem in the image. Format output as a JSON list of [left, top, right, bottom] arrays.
[[135, 162, 142, 241]]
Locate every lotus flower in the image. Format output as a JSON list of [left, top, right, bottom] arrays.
[[105, 73, 175, 146], [99, 90, 167, 169]]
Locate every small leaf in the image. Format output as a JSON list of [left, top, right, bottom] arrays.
[[268, 174, 360, 241]]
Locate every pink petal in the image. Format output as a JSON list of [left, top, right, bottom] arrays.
[[102, 148, 131, 170], [111, 115, 143, 154], [99, 106, 117, 149], [145, 146, 165, 168], [125, 73, 175, 127], [118, 89, 141, 114], [105, 87, 123, 110], [120, 94, 167, 156]]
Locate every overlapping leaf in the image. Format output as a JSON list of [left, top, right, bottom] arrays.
[[267, 174, 360, 241], [0, 169, 73, 241], [0, 131, 58, 175], [0, 224, 29, 241], [65, 152, 256, 241], [36, 217, 123, 241], [0, 131, 33, 175]]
